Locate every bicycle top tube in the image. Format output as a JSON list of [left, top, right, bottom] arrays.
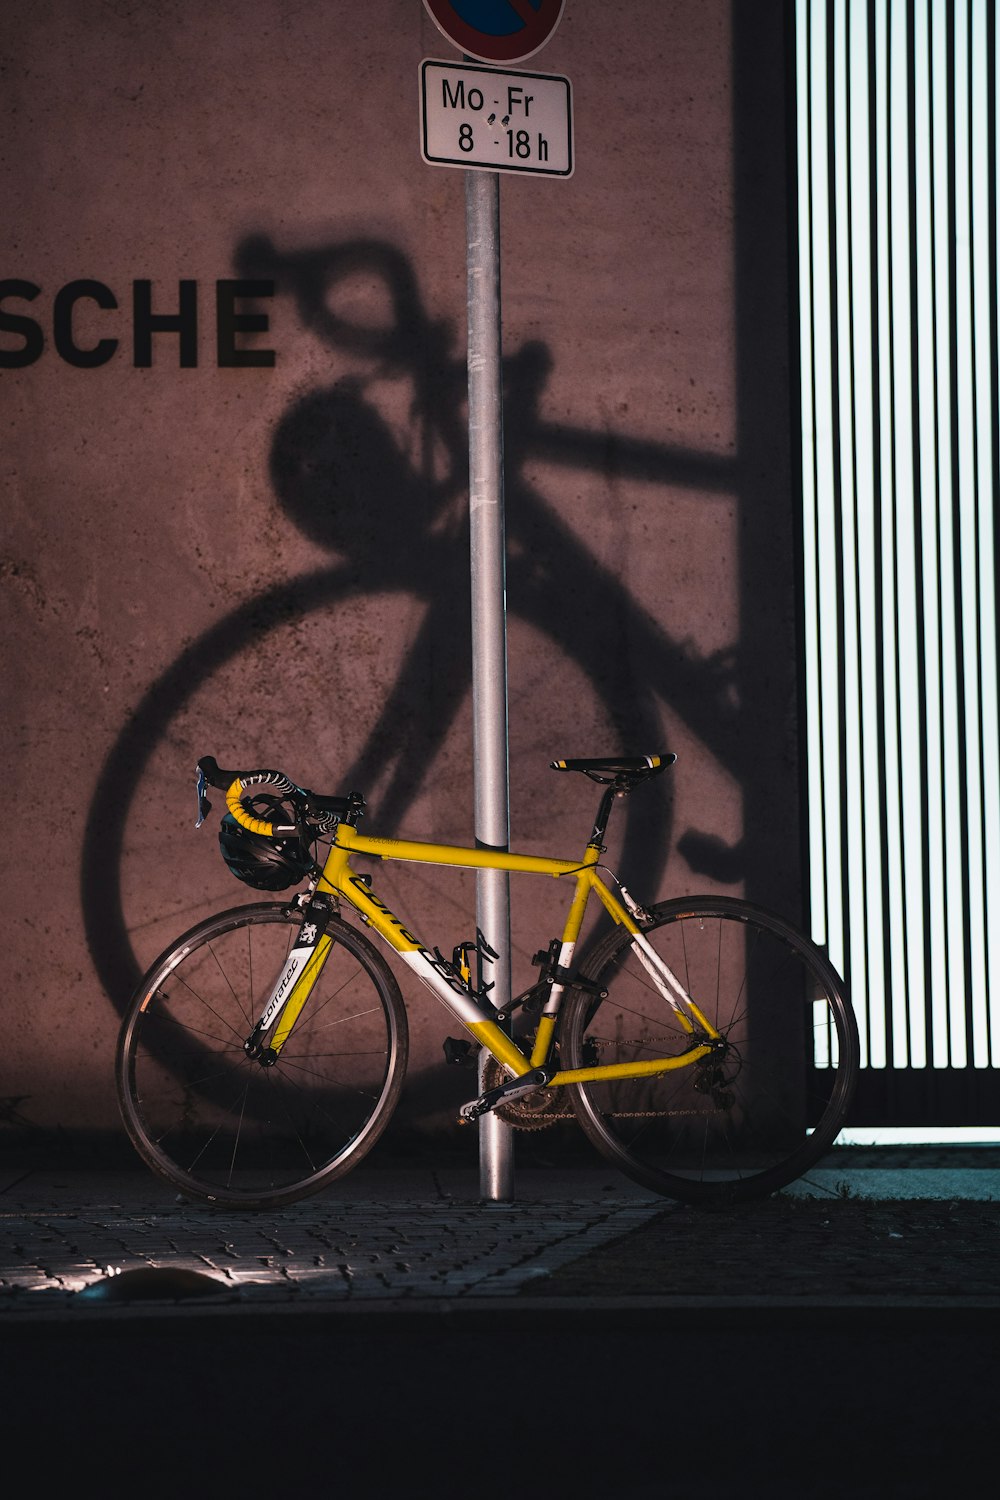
[[330, 822, 592, 878]]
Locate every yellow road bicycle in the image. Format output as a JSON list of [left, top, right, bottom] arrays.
[[115, 753, 859, 1208]]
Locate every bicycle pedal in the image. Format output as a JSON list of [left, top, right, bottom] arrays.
[[443, 1036, 477, 1067]]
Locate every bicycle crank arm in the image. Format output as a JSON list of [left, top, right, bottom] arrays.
[[459, 1068, 553, 1123]]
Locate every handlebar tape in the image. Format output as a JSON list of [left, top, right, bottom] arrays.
[[197, 755, 366, 838], [198, 757, 299, 838]]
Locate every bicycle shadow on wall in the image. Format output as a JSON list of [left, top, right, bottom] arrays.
[[86, 238, 738, 905]]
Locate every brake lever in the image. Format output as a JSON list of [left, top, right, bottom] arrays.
[[195, 764, 211, 828]]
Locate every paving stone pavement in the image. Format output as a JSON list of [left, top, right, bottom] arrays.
[[1, 1149, 999, 1320], [0, 1163, 666, 1318], [522, 1193, 1000, 1308]]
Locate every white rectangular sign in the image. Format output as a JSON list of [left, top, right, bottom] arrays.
[[420, 59, 573, 179]]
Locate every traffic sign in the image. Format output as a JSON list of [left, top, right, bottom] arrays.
[[420, 59, 572, 178], [422, 0, 565, 66]]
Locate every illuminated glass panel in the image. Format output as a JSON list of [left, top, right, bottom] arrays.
[[794, 0, 999, 1080]]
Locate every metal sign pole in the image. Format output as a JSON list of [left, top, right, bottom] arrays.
[[465, 166, 514, 1202]]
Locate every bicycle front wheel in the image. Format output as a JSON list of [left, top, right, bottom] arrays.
[[562, 897, 858, 1204], [116, 904, 408, 1208]]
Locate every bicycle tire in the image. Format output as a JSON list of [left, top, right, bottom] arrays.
[[116, 903, 408, 1208], [561, 896, 858, 1204]]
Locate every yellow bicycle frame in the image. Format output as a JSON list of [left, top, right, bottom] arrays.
[[272, 820, 720, 1087]]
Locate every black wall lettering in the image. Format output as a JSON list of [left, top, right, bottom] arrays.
[[0, 279, 44, 368], [133, 279, 198, 367], [216, 280, 275, 367], [2, 278, 279, 368], [53, 280, 119, 368]]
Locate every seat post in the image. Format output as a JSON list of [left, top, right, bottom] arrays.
[[588, 782, 625, 850]]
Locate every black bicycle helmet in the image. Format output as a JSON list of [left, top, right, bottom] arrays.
[[218, 795, 317, 891]]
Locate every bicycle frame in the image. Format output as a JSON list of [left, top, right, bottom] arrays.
[[256, 819, 720, 1091]]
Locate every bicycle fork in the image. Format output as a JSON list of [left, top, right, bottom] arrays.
[[243, 893, 337, 1065]]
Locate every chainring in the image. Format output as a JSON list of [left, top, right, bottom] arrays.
[[481, 1056, 572, 1130]]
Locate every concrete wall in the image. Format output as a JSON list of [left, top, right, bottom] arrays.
[[1, 1, 797, 1145]]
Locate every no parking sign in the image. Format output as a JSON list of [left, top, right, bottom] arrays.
[[423, 0, 565, 65]]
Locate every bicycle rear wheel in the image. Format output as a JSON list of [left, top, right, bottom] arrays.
[[562, 897, 858, 1203], [116, 904, 408, 1208]]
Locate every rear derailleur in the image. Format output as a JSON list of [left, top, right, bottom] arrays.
[[692, 1037, 739, 1111]]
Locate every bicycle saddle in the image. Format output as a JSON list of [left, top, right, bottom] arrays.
[[550, 754, 676, 785]]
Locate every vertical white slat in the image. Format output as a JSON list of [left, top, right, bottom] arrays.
[[810, 0, 847, 981], [929, 0, 967, 1071], [833, 0, 872, 1062], [874, 0, 907, 1069], [981, 2, 1000, 1067], [848, 0, 887, 1065], [886, 0, 927, 1070], [912, 2, 951, 1070], [953, 0, 989, 1069], [797, 2, 827, 960]]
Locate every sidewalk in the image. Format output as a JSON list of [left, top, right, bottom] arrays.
[[2, 1145, 998, 1321], [2, 1145, 998, 1500]]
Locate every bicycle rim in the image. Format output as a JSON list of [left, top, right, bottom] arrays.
[[563, 897, 858, 1203], [116, 904, 408, 1207]]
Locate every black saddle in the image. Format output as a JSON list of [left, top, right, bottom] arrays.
[[550, 754, 676, 786]]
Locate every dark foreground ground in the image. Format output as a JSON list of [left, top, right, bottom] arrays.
[[2, 1144, 998, 1499]]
